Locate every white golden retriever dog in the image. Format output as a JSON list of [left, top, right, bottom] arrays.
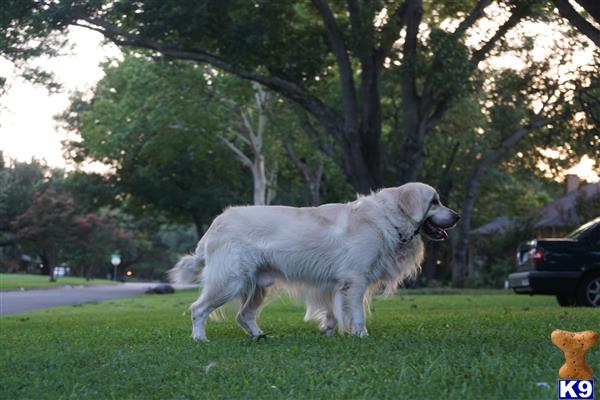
[[169, 182, 459, 341]]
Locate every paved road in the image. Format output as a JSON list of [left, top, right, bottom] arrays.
[[0, 283, 198, 315]]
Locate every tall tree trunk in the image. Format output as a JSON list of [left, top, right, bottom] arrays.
[[423, 141, 460, 281], [396, 0, 426, 185], [423, 242, 440, 281], [397, 121, 427, 184], [86, 264, 94, 280], [312, 0, 385, 193], [191, 213, 205, 240], [40, 254, 50, 276], [219, 83, 277, 205], [451, 176, 479, 288], [358, 57, 383, 190], [285, 142, 323, 206], [41, 252, 56, 282], [252, 153, 268, 206]]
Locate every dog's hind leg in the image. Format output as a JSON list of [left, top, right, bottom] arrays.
[[191, 280, 242, 341], [317, 291, 337, 336], [236, 286, 268, 337], [320, 309, 337, 336], [303, 289, 336, 336]]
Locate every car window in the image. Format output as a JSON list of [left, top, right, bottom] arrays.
[[567, 217, 600, 240]]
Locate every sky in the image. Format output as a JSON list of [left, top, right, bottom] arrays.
[[0, 23, 597, 182], [0, 27, 120, 170]]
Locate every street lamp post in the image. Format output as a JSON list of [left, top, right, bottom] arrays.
[[111, 252, 121, 281]]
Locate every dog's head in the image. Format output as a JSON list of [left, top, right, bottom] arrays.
[[396, 182, 460, 241]]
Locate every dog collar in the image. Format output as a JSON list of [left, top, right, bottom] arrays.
[[395, 198, 434, 243], [396, 228, 419, 243]]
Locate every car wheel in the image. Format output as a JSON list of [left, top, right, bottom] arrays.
[[556, 295, 577, 307], [576, 273, 600, 307]]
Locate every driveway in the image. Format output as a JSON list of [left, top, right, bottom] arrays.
[[0, 283, 198, 315]]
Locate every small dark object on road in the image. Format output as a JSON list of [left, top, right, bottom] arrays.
[[145, 284, 175, 295]]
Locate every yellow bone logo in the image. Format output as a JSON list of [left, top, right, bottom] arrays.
[[551, 329, 598, 379]]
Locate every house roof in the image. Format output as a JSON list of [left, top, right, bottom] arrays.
[[534, 182, 600, 228], [471, 182, 600, 235], [470, 216, 516, 235]]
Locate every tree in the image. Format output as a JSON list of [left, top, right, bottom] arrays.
[[3, 0, 555, 192], [59, 56, 251, 236], [11, 189, 77, 279], [8, 184, 153, 280], [449, 41, 600, 287], [0, 159, 46, 234], [415, 90, 563, 283], [66, 210, 144, 280], [216, 82, 278, 205], [552, 0, 600, 46], [285, 142, 324, 206], [0, 159, 62, 250], [0, 2, 64, 94], [62, 171, 119, 212], [0, 158, 199, 279]]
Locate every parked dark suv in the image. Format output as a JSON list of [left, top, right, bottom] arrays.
[[508, 216, 600, 307]]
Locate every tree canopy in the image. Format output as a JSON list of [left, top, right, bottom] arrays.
[[1, 0, 598, 287], [6, 0, 597, 193]]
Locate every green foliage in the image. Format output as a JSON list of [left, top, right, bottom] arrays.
[[63, 56, 252, 227], [67, 209, 142, 279], [64, 54, 353, 217], [467, 223, 538, 288], [2, 0, 597, 287], [0, 0, 68, 92], [484, 46, 599, 181], [0, 159, 197, 280], [0, 159, 47, 233], [425, 27, 473, 101], [471, 171, 554, 227], [116, 1, 328, 83], [62, 171, 118, 212], [9, 188, 140, 278], [10, 189, 76, 263], [423, 0, 479, 23], [1, 291, 598, 398]]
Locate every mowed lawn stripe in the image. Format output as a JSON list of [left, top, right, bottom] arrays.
[[1, 290, 598, 399], [1, 273, 115, 290]]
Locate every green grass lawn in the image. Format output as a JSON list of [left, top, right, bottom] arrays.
[[0, 273, 115, 290], [1, 290, 598, 399]]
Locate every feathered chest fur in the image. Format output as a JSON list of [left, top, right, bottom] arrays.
[[368, 233, 424, 292]]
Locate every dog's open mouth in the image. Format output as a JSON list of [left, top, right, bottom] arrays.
[[423, 218, 448, 241]]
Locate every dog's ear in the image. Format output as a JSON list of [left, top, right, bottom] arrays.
[[397, 185, 429, 223]]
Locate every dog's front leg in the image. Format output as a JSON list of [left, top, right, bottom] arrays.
[[334, 280, 368, 337], [348, 282, 369, 337]]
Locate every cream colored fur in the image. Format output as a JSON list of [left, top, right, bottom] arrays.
[[169, 182, 458, 340]]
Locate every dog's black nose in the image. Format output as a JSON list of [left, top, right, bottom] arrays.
[[451, 211, 460, 224]]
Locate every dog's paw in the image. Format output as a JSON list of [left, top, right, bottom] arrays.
[[349, 328, 369, 338], [191, 333, 209, 342], [244, 333, 272, 345], [254, 333, 271, 342], [320, 327, 335, 336]]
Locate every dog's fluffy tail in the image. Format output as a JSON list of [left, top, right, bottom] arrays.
[[168, 240, 205, 284]]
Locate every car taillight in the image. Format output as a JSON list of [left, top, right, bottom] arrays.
[[528, 248, 544, 266]]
